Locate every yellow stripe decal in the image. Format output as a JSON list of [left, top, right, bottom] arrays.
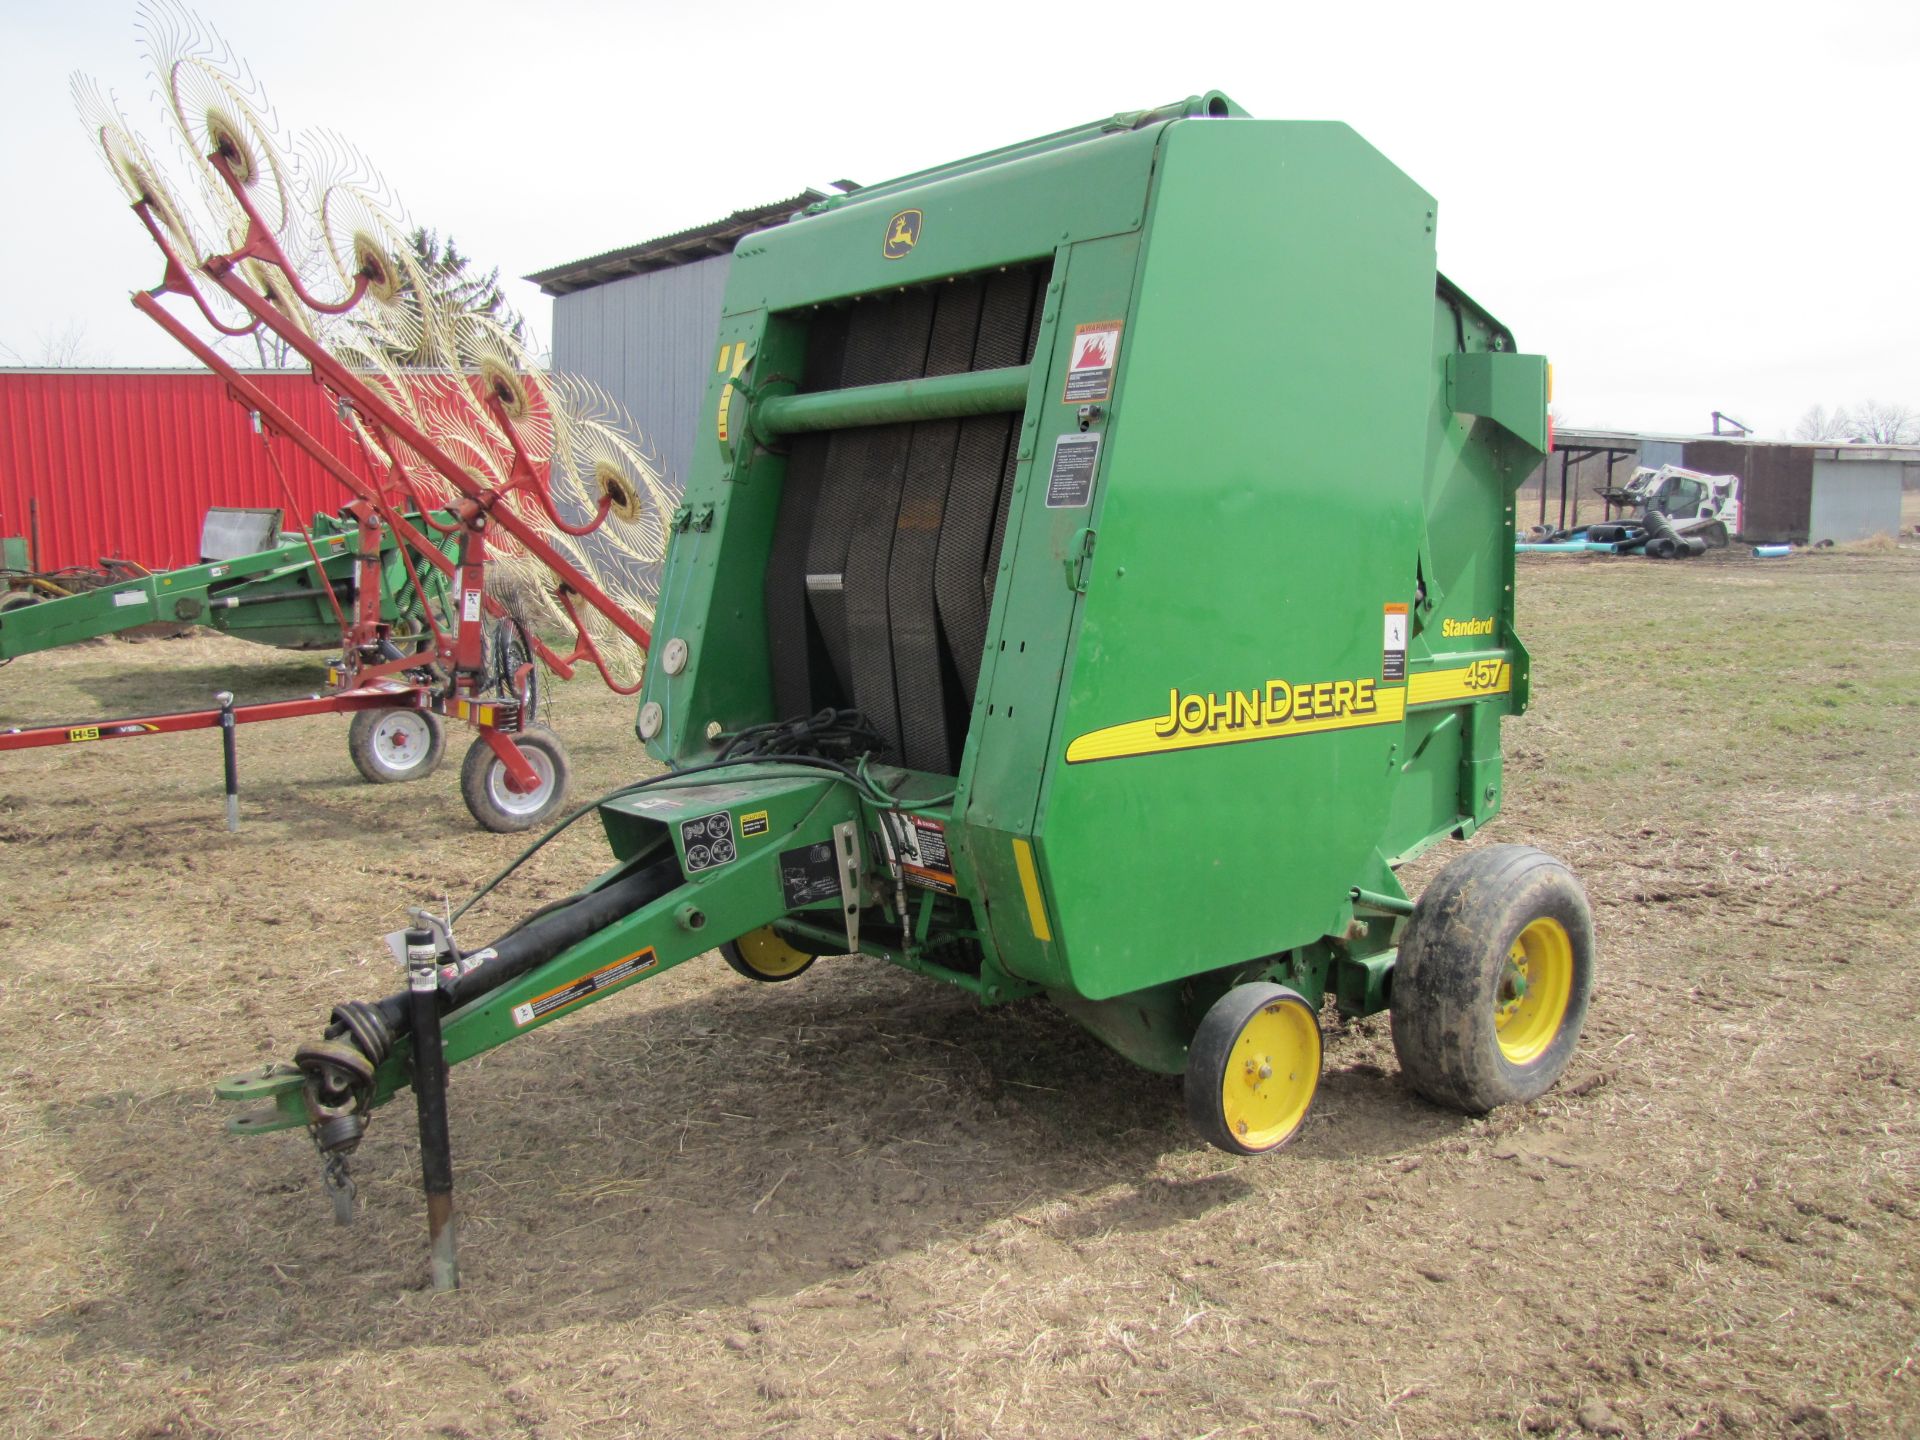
[[1012, 838, 1052, 943], [1407, 660, 1510, 706]]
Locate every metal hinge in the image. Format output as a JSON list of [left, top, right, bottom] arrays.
[[1064, 527, 1097, 593]]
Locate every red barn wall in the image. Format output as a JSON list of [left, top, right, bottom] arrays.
[[0, 370, 355, 571]]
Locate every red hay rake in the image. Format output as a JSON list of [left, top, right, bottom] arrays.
[[45, 16, 664, 830]]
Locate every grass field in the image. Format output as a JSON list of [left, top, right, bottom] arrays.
[[1, 544, 1915, 1439]]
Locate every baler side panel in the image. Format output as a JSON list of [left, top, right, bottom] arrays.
[[1030, 122, 1440, 1001]]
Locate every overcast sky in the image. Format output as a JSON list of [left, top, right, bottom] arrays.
[[4, 0, 1914, 438]]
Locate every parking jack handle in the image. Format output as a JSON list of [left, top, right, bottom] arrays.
[[215, 691, 239, 832], [405, 927, 458, 1291]]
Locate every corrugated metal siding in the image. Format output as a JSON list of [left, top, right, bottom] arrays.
[[551, 254, 731, 497], [1809, 458, 1902, 543], [0, 370, 350, 570]]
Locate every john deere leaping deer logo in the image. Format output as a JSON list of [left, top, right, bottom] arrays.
[[883, 209, 922, 260]]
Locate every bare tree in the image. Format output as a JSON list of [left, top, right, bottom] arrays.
[[1794, 403, 1851, 441], [1795, 401, 1919, 445], [1845, 399, 1919, 445], [20, 320, 103, 367]]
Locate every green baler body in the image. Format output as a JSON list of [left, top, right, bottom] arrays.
[[629, 102, 1546, 1064], [219, 97, 1556, 1141]]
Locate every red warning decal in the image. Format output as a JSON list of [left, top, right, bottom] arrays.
[[1062, 321, 1123, 404]]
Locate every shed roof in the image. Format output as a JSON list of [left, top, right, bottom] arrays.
[[525, 191, 835, 297], [1555, 426, 1920, 463]]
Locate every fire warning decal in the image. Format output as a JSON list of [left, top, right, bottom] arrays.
[[1061, 321, 1122, 403]]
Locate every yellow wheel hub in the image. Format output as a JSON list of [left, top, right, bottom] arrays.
[[1495, 916, 1574, 1065], [730, 926, 815, 979], [1219, 998, 1320, 1151]]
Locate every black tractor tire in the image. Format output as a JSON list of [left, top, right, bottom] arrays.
[[347, 707, 447, 784], [460, 727, 571, 833], [0, 590, 42, 613], [1184, 982, 1322, 1156], [1390, 845, 1595, 1114]]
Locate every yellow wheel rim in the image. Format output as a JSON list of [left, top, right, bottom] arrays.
[[731, 927, 814, 979], [1496, 916, 1574, 1065], [1219, 998, 1320, 1151]]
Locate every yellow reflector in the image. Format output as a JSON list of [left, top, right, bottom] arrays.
[[1012, 838, 1052, 943]]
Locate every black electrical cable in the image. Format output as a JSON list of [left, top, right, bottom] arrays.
[[446, 712, 915, 926]]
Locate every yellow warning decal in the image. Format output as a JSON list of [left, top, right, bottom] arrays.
[[1407, 659, 1510, 706], [715, 343, 750, 445], [1066, 676, 1406, 764]]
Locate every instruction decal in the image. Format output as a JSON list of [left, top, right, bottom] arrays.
[[740, 809, 770, 838], [894, 814, 958, 895], [1046, 433, 1101, 509], [1382, 603, 1408, 683], [112, 590, 144, 608], [462, 589, 483, 624], [510, 946, 659, 1027], [779, 841, 844, 907], [679, 810, 737, 872], [1062, 321, 1121, 403]]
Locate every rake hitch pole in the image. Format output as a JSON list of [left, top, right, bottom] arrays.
[[405, 927, 459, 1292], [216, 691, 239, 832]]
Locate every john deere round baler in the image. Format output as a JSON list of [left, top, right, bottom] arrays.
[[221, 94, 1593, 1287]]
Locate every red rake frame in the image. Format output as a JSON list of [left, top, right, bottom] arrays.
[[116, 142, 655, 792]]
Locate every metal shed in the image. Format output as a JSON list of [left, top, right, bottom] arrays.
[[526, 191, 836, 501], [1525, 428, 1916, 544]]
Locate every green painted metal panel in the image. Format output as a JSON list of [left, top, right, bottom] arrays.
[[1446, 351, 1550, 452], [725, 128, 1161, 316], [1029, 121, 1439, 1000]]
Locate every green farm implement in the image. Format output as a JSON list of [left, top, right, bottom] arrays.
[[0, 505, 445, 658], [218, 94, 1594, 1288]]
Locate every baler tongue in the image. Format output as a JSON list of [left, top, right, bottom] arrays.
[[217, 767, 877, 1285]]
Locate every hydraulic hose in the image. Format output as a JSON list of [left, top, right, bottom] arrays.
[[331, 854, 683, 1057]]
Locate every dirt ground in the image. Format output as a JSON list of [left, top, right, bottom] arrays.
[[1, 545, 1915, 1440]]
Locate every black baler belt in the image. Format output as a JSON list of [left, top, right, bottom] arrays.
[[767, 309, 850, 717], [802, 292, 935, 726], [888, 281, 983, 774], [818, 290, 936, 758], [934, 269, 1039, 705], [767, 433, 831, 718], [840, 422, 916, 757]]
